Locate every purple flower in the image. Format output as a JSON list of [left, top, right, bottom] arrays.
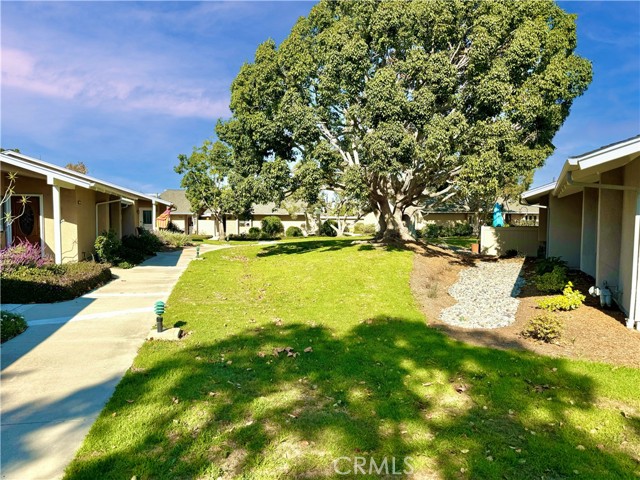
[[0, 240, 52, 273]]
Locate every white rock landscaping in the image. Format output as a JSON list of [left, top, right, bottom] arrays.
[[440, 260, 526, 329]]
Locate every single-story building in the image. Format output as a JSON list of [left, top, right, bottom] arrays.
[[521, 135, 640, 330], [158, 189, 197, 235], [1, 150, 172, 264], [227, 202, 311, 235], [155, 189, 377, 237]]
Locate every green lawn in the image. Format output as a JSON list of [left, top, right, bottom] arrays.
[[65, 239, 640, 479]]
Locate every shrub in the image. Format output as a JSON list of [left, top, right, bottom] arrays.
[[156, 229, 190, 248], [286, 226, 303, 237], [261, 216, 284, 236], [248, 227, 261, 240], [95, 230, 122, 263], [189, 234, 212, 242], [534, 266, 568, 293], [453, 222, 474, 236], [123, 229, 163, 255], [1, 311, 28, 343], [503, 249, 519, 258], [165, 221, 184, 233], [535, 256, 567, 275], [116, 261, 135, 269], [0, 240, 51, 273], [1, 262, 112, 303], [117, 246, 145, 265], [420, 224, 442, 238], [537, 282, 586, 312], [353, 223, 376, 235], [522, 313, 562, 343], [319, 219, 338, 237], [226, 233, 278, 241]]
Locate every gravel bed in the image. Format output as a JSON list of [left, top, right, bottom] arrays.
[[440, 260, 526, 329]]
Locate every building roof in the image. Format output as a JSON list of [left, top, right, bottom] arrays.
[[554, 135, 640, 198], [252, 202, 305, 216], [521, 134, 640, 202], [0, 150, 172, 206], [521, 182, 557, 203], [156, 189, 305, 217], [159, 189, 194, 214]]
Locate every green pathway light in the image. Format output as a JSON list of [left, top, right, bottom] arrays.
[[154, 301, 165, 332]]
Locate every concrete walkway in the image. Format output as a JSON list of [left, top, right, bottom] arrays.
[[0, 244, 225, 480]]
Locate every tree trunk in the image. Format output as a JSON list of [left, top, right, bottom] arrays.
[[376, 201, 414, 242], [215, 215, 226, 239]]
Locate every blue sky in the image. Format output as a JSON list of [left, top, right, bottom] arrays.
[[2, 1, 639, 194]]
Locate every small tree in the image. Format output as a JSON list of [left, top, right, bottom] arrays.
[[1, 172, 27, 231], [175, 140, 255, 239]]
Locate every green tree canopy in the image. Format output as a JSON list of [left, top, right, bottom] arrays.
[[181, 0, 591, 240]]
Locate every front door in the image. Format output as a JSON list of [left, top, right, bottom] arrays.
[[11, 195, 41, 245]]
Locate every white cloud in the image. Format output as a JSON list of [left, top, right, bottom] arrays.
[[1, 47, 230, 119]]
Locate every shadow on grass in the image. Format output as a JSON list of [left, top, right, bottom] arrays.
[[257, 239, 358, 257], [64, 318, 637, 479]]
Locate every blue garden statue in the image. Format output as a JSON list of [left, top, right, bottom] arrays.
[[492, 202, 504, 227]]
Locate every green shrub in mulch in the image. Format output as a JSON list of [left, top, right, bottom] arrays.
[[537, 282, 586, 312], [521, 313, 562, 343], [534, 265, 568, 293], [1, 262, 112, 303], [1, 311, 28, 342]]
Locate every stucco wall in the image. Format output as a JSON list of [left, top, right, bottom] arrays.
[[597, 168, 624, 289], [122, 201, 137, 237], [196, 219, 218, 236], [619, 159, 640, 315], [537, 196, 548, 244], [76, 188, 98, 260], [580, 188, 599, 278], [548, 192, 582, 268], [59, 187, 78, 263], [480, 226, 539, 257]]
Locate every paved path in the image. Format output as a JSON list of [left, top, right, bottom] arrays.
[[0, 244, 225, 480]]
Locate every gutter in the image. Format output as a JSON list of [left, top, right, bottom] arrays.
[[566, 171, 640, 192]]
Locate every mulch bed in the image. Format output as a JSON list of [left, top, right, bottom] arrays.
[[410, 242, 640, 369]]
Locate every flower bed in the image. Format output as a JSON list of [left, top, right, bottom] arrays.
[[1, 311, 28, 342], [1, 262, 112, 303]]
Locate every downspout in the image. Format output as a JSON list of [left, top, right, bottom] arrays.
[[567, 171, 640, 329]]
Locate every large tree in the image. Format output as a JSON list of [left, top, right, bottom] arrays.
[[187, 0, 592, 240]]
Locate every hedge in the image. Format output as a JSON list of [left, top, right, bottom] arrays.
[[1, 262, 113, 303]]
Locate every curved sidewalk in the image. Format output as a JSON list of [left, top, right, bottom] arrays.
[[0, 244, 224, 480]]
